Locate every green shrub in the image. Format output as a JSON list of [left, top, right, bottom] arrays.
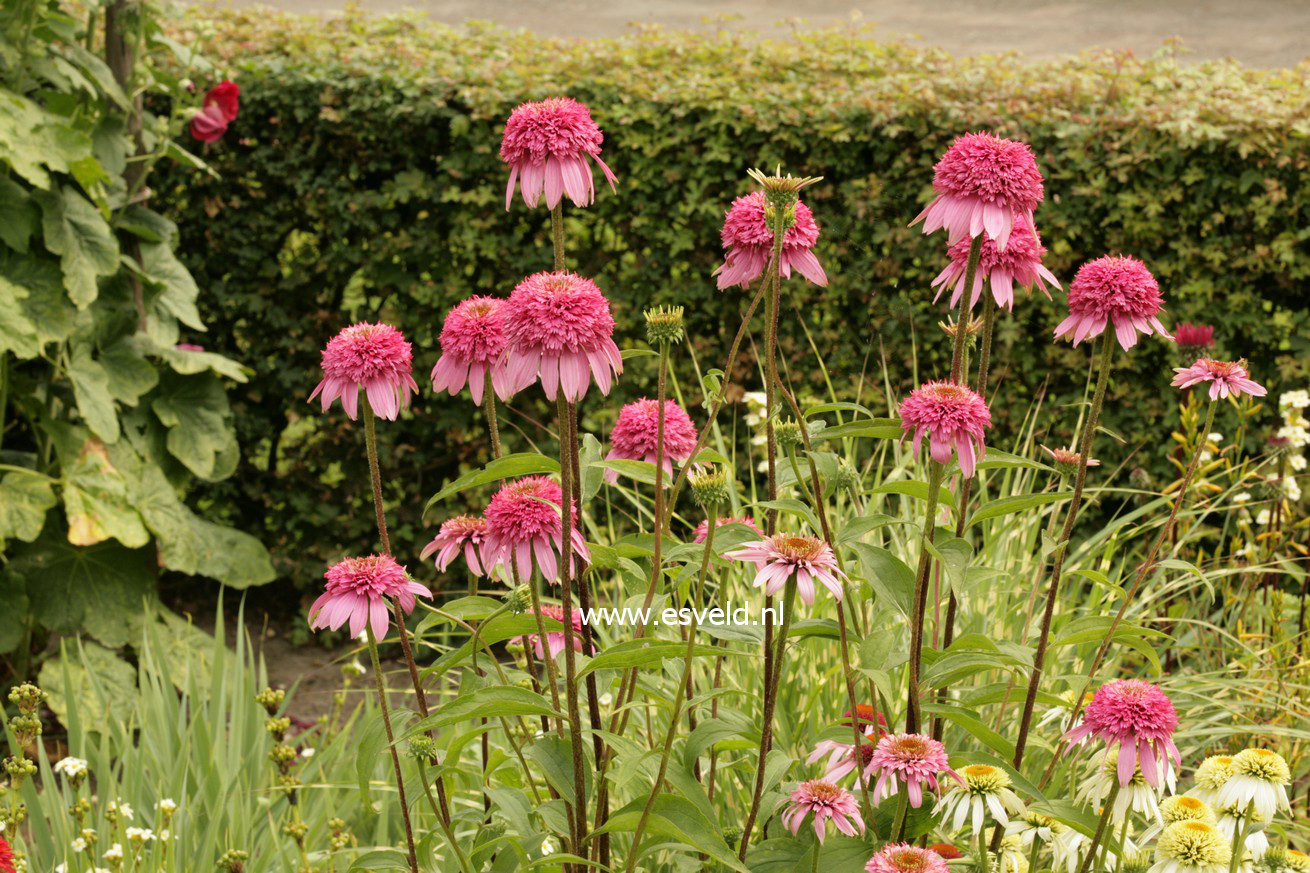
[[158, 9, 1310, 589]]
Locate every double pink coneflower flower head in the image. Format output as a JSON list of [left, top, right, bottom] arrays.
[[1171, 359, 1266, 401], [913, 131, 1045, 251], [865, 843, 951, 873], [863, 732, 962, 808], [1064, 679, 1180, 788], [483, 476, 590, 584], [780, 779, 865, 843], [431, 296, 510, 406], [1054, 255, 1170, 350], [309, 322, 419, 420], [513, 604, 589, 660], [309, 555, 432, 642], [500, 97, 617, 211], [501, 271, 623, 402], [692, 515, 763, 544], [899, 382, 992, 478], [605, 398, 699, 484], [931, 215, 1059, 311], [714, 190, 828, 290], [421, 515, 488, 576], [726, 533, 848, 606]]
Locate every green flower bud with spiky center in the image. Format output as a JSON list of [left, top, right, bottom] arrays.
[[1195, 755, 1236, 790], [505, 585, 532, 615], [644, 305, 685, 346], [1162, 795, 1216, 825], [1120, 849, 1153, 873], [1020, 811, 1065, 834], [408, 735, 438, 763], [832, 459, 859, 492], [689, 467, 733, 509], [329, 818, 347, 832], [1261, 846, 1289, 873], [776, 418, 803, 452], [1232, 748, 1291, 785], [1156, 821, 1231, 869]]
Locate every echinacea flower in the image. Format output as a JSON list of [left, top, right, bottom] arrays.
[[500, 97, 617, 211], [912, 131, 1045, 251], [309, 322, 419, 420], [513, 604, 589, 660], [807, 726, 879, 786], [1187, 755, 1236, 807], [930, 844, 963, 860], [1052, 828, 1090, 873], [420, 516, 488, 576], [779, 779, 865, 843], [1054, 255, 1170, 350], [1064, 679, 1180, 788], [898, 381, 992, 478], [1174, 323, 1215, 352], [865, 843, 950, 873], [431, 296, 510, 405], [309, 555, 432, 642], [0, 836, 13, 873], [987, 829, 1031, 873], [1285, 850, 1310, 873], [1217, 748, 1292, 822], [1171, 359, 1267, 401], [931, 215, 1059, 311], [937, 764, 1026, 834], [1143, 796, 1217, 843], [189, 80, 240, 143], [1006, 812, 1064, 850], [862, 732, 961, 808], [1150, 822, 1231, 873], [692, 515, 762, 544], [1078, 755, 1164, 825], [1215, 801, 1270, 859], [501, 271, 622, 402], [604, 399, 699, 484], [843, 704, 889, 733], [726, 533, 848, 606], [482, 476, 589, 584], [714, 190, 827, 289], [1040, 446, 1100, 479]]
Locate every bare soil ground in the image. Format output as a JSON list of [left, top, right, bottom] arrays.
[[210, 0, 1310, 67]]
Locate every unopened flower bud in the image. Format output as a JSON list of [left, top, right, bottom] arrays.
[[776, 418, 803, 452], [689, 467, 732, 509], [832, 459, 859, 492], [505, 585, 532, 615], [255, 687, 285, 715], [644, 305, 685, 346], [408, 735, 439, 764]]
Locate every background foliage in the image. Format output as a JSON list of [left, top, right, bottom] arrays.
[[156, 10, 1310, 592], [0, 0, 273, 669]]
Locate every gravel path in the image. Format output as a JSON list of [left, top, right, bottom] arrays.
[[219, 0, 1309, 67]]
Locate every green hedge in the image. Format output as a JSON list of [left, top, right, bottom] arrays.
[[159, 9, 1310, 591]]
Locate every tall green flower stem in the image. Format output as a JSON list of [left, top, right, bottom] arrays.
[[1227, 802, 1254, 873], [362, 405, 454, 829], [933, 293, 996, 742], [483, 389, 503, 460], [415, 756, 475, 873], [1039, 397, 1219, 789], [624, 505, 718, 871], [906, 461, 946, 733], [1075, 780, 1122, 873], [950, 237, 985, 383], [362, 624, 420, 873], [1011, 334, 1117, 772]]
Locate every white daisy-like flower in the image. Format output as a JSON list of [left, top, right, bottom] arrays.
[[599, 692, 613, 706], [300, 747, 316, 759], [343, 658, 367, 678], [1277, 424, 1309, 448], [988, 828, 1029, 873], [1080, 753, 1166, 825], [1207, 432, 1223, 443], [159, 829, 171, 843], [1149, 822, 1230, 873], [107, 799, 134, 822], [1279, 390, 1310, 411], [125, 827, 155, 844], [1006, 811, 1063, 849], [159, 798, 177, 814], [104, 843, 124, 862], [1036, 689, 1096, 737], [1052, 827, 1089, 873], [937, 764, 1026, 836], [55, 865, 66, 873], [54, 756, 89, 778], [1232, 492, 1252, 505], [541, 838, 555, 855], [1218, 749, 1292, 821], [1256, 509, 1271, 526], [1291, 454, 1307, 472], [1216, 800, 1270, 859], [1284, 849, 1310, 873], [71, 837, 88, 853]]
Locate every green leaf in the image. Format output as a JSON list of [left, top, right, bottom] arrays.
[[0, 88, 92, 189], [594, 458, 659, 485], [100, 338, 160, 404], [867, 480, 956, 509], [34, 186, 118, 308], [139, 236, 205, 331], [149, 372, 236, 480], [0, 177, 39, 252], [0, 274, 40, 359], [525, 734, 590, 807], [0, 574, 29, 652], [347, 850, 411, 872], [968, 492, 1073, 528], [0, 469, 57, 544], [599, 794, 749, 872], [52, 425, 148, 548], [923, 704, 1015, 759], [849, 542, 915, 618], [812, 417, 901, 441], [405, 685, 559, 735], [67, 347, 120, 442], [38, 640, 137, 727], [976, 449, 1053, 472], [576, 638, 728, 678], [131, 334, 247, 382], [425, 453, 561, 511], [0, 249, 76, 346]]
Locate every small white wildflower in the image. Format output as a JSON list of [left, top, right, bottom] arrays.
[[599, 693, 613, 706], [104, 843, 124, 861], [300, 747, 315, 758], [72, 837, 87, 853], [158, 829, 171, 843], [54, 756, 89, 778], [159, 798, 177, 814], [1290, 454, 1307, 471], [1256, 509, 1271, 526], [542, 838, 555, 855], [126, 827, 155, 844], [1233, 492, 1252, 505], [1207, 432, 1223, 443]]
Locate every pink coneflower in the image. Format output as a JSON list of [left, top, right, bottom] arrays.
[[714, 191, 828, 290], [308, 555, 432, 642], [513, 603, 589, 660], [912, 131, 1045, 251], [931, 215, 1059, 310], [309, 322, 419, 420], [483, 476, 590, 584], [692, 515, 763, 544], [1171, 359, 1266, 401], [863, 732, 962, 807], [898, 381, 992, 478], [866, 843, 951, 873], [1053, 255, 1170, 350], [500, 97, 617, 211], [0, 836, 13, 873], [725, 533, 848, 606], [780, 779, 865, 843], [808, 727, 879, 785], [431, 296, 510, 405], [1064, 679, 1180, 788], [1174, 322, 1215, 352], [501, 271, 623, 402], [420, 515, 488, 576], [1040, 446, 1100, 478], [604, 398, 699, 484]]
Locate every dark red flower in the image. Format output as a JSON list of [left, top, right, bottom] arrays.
[[0, 835, 15, 873], [189, 80, 240, 143], [929, 843, 962, 860]]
